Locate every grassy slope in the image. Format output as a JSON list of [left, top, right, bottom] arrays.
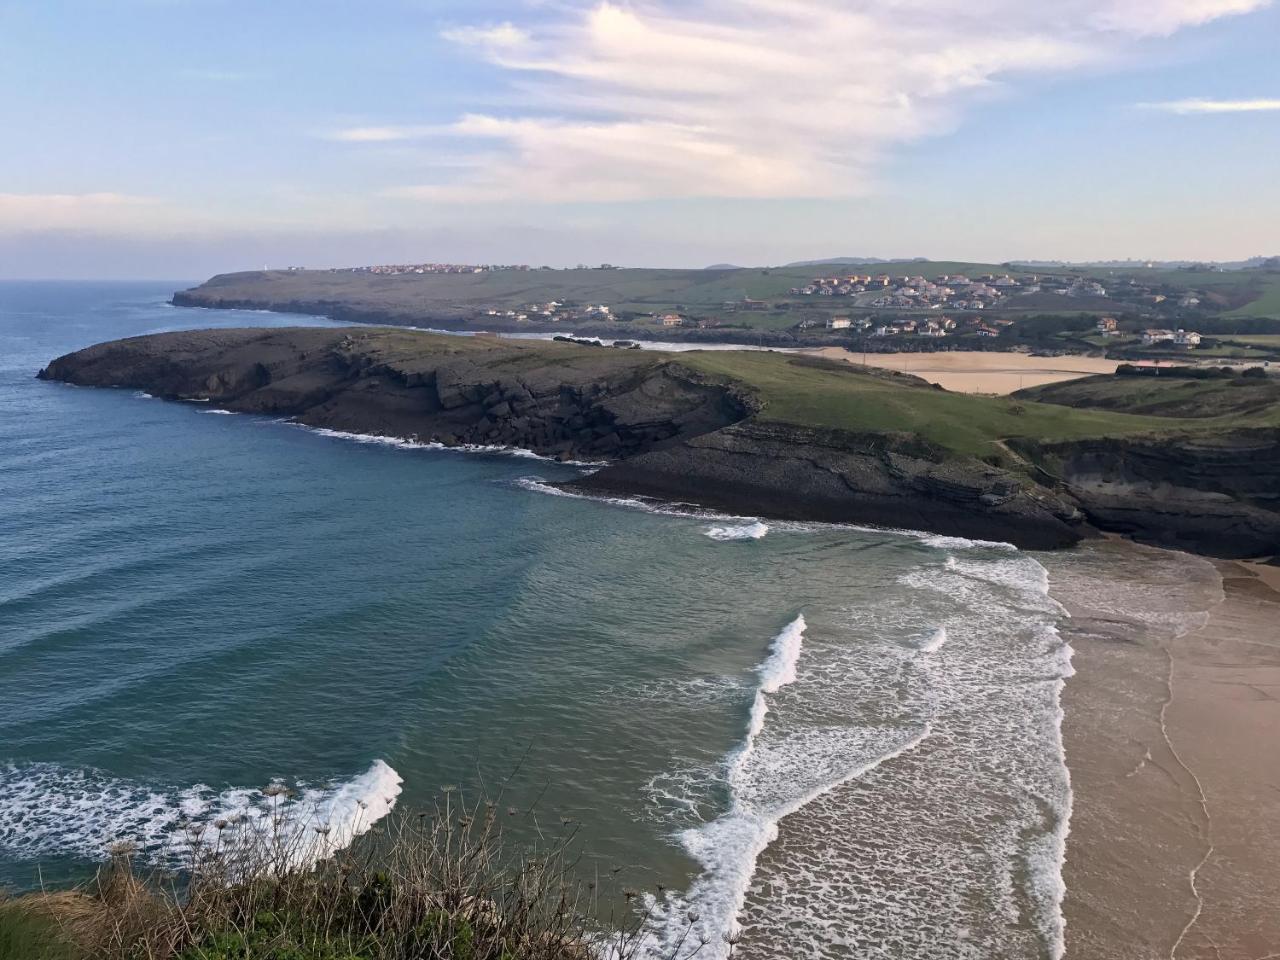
[[1015, 373, 1280, 422], [680, 352, 1198, 457], [1225, 273, 1280, 317]]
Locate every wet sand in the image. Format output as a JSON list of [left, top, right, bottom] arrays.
[[1049, 543, 1280, 959], [812, 348, 1119, 395]]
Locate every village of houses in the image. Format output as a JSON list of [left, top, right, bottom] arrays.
[[476, 270, 1208, 348], [294, 261, 1218, 350]]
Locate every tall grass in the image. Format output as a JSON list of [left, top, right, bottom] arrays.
[[9, 790, 705, 960]]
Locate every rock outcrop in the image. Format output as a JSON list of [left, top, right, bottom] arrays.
[[1011, 431, 1280, 558], [569, 421, 1086, 549]]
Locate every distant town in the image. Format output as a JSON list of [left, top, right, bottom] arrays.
[[204, 258, 1280, 364]]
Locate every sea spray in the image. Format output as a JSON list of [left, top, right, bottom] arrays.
[[704, 522, 768, 542], [0, 760, 403, 871], [919, 625, 948, 653]]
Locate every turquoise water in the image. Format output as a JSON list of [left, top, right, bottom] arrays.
[[0, 283, 1075, 958]]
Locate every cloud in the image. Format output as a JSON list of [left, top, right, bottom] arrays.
[[1138, 97, 1280, 113], [326, 125, 442, 142], [0, 192, 161, 229], [367, 0, 1270, 204], [439, 22, 529, 50]]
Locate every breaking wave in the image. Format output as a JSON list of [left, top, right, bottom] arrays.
[[0, 760, 402, 871], [704, 522, 768, 542], [634, 615, 931, 960]]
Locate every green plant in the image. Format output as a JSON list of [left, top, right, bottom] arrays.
[[6, 792, 677, 960]]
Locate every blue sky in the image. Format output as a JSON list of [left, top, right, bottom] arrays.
[[0, 0, 1276, 278]]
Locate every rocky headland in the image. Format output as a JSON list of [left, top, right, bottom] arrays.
[[37, 327, 1280, 558]]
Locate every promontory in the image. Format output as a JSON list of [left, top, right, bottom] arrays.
[[38, 326, 1280, 557]]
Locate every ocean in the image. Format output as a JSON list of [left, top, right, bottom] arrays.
[[1, 282, 1075, 958]]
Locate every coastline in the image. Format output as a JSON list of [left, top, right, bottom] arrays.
[[1047, 541, 1280, 958]]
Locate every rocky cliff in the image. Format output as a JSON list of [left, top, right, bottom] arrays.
[[570, 421, 1087, 549], [1011, 432, 1280, 559], [37, 327, 749, 462], [37, 327, 1280, 557]]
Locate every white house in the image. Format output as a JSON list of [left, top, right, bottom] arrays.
[[1173, 329, 1202, 347], [827, 316, 852, 329]]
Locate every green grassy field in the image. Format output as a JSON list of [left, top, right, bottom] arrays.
[[679, 352, 1204, 457], [1015, 372, 1280, 421], [1225, 334, 1280, 346], [1224, 274, 1280, 317]]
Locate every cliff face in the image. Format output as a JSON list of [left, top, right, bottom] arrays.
[[568, 421, 1088, 549], [1010, 432, 1280, 558], [37, 328, 752, 462]]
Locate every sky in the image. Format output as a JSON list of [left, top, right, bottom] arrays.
[[1, 0, 1277, 278]]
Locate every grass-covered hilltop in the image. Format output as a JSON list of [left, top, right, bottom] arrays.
[[171, 260, 1280, 359], [39, 327, 1280, 558]]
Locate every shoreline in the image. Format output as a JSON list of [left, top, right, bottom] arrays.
[[1048, 541, 1280, 958]]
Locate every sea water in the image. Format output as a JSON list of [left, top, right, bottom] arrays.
[[0, 282, 1073, 957]]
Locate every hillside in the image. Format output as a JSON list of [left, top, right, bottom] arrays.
[[172, 263, 1280, 355], [1015, 371, 1280, 420]]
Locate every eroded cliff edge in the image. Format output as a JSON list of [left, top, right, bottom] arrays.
[[36, 327, 1280, 557]]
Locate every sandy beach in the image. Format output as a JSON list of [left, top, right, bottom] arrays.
[[1047, 542, 1280, 959], [812, 348, 1120, 395]]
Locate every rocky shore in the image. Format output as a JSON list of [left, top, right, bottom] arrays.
[[37, 326, 1280, 558]]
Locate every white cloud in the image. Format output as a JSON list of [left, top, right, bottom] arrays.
[[439, 22, 529, 50], [1138, 97, 1280, 113], [370, 0, 1270, 204], [0, 192, 161, 229], [326, 125, 441, 142]]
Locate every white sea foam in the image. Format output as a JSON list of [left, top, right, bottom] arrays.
[[704, 522, 768, 542], [633, 544, 1076, 960], [303, 426, 604, 466], [758, 615, 805, 694], [132, 391, 155, 400], [918, 533, 1017, 551], [202, 409, 237, 416], [637, 724, 932, 960], [0, 760, 402, 871], [725, 616, 806, 786], [514, 476, 755, 523], [919, 625, 948, 653], [633, 614, 936, 960]]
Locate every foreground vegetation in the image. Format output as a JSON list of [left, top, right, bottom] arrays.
[[0, 797, 677, 960]]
